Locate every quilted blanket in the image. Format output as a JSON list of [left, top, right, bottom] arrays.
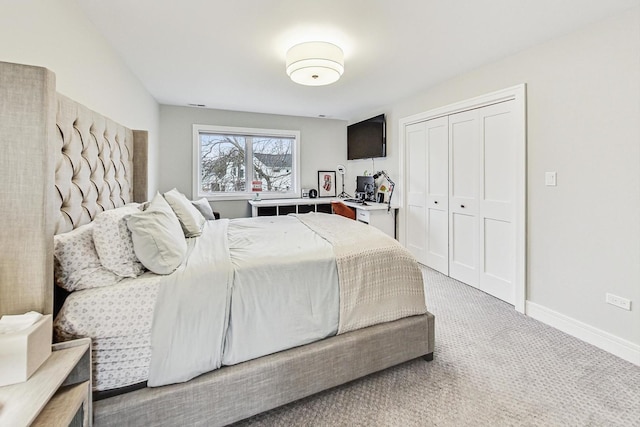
[[295, 213, 426, 334]]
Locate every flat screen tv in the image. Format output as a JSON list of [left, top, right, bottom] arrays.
[[347, 114, 386, 160]]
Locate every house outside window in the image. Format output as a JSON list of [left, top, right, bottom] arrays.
[[193, 124, 300, 200]]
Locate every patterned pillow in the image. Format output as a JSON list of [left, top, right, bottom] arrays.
[[93, 205, 145, 278], [54, 223, 123, 291], [164, 188, 206, 237]]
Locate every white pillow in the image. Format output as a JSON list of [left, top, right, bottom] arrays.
[[93, 205, 145, 278], [126, 193, 187, 275], [54, 223, 123, 291], [163, 188, 206, 237], [191, 198, 216, 220]]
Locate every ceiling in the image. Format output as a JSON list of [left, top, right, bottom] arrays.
[[75, 0, 638, 121]]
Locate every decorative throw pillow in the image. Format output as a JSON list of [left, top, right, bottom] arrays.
[[126, 192, 188, 275], [93, 205, 145, 278], [53, 223, 123, 291], [163, 188, 206, 237], [191, 198, 216, 220]]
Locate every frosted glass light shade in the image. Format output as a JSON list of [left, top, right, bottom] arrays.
[[286, 42, 344, 86]]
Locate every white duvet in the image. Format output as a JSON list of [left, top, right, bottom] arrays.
[[223, 216, 339, 365], [147, 219, 233, 386], [149, 216, 339, 386]]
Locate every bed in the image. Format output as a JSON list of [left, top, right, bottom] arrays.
[[0, 61, 435, 426]]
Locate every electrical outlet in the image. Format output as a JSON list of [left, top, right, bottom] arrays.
[[606, 293, 631, 311]]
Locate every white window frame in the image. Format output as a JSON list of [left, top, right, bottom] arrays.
[[193, 124, 301, 201]]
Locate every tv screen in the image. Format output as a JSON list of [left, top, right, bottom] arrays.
[[347, 114, 386, 160]]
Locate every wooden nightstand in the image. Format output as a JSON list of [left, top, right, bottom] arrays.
[[0, 338, 92, 427]]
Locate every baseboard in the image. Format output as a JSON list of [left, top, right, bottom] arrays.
[[525, 301, 640, 366]]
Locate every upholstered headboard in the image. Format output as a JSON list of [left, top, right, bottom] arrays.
[[0, 61, 148, 316], [54, 94, 147, 233]]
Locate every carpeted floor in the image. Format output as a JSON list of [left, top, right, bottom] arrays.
[[234, 267, 640, 426]]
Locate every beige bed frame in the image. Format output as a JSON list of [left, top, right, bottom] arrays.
[[0, 61, 434, 426]]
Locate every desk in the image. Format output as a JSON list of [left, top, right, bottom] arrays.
[[248, 198, 399, 239], [341, 201, 398, 238]]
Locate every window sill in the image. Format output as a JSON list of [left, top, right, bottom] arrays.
[[198, 193, 300, 202]]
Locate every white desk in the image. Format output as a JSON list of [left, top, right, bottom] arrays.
[[248, 198, 398, 239], [341, 201, 398, 238]]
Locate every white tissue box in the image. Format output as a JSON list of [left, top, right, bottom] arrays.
[[0, 314, 52, 386]]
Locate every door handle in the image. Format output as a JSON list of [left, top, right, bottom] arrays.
[[434, 201, 438, 204], [460, 204, 465, 208]]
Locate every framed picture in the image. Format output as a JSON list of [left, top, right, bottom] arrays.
[[317, 170, 336, 197]]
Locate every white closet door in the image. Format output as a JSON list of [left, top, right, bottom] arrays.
[[448, 100, 517, 304], [424, 117, 449, 274], [405, 122, 428, 264], [405, 117, 448, 273], [448, 110, 480, 286], [479, 101, 516, 304]]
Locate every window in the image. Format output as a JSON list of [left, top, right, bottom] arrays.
[[193, 124, 300, 200]]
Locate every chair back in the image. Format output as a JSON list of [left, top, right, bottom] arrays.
[[331, 201, 356, 220]]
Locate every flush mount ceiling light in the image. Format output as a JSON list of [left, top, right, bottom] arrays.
[[286, 41, 344, 86]]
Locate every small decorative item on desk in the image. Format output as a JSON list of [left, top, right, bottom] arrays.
[[0, 312, 52, 386], [373, 170, 395, 212], [317, 170, 337, 197], [253, 192, 261, 201]]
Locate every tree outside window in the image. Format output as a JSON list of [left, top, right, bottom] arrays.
[[194, 125, 299, 199], [200, 134, 247, 193]]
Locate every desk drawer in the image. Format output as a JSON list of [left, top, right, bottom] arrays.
[[356, 209, 370, 223]]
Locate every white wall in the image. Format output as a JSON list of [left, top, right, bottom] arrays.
[[0, 0, 160, 193], [385, 8, 640, 357], [159, 105, 347, 218]]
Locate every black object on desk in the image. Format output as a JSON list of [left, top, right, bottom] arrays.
[[355, 176, 375, 201]]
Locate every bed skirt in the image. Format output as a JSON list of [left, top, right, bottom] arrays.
[[94, 312, 435, 426]]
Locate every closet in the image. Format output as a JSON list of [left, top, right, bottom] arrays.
[[402, 86, 525, 308]]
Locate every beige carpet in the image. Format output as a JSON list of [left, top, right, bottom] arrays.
[[233, 267, 640, 426]]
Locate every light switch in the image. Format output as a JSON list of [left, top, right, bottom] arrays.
[[545, 172, 557, 186]]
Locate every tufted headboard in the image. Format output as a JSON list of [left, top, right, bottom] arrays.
[[0, 61, 148, 316], [54, 94, 147, 234]]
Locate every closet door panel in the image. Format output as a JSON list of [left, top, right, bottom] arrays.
[[427, 208, 448, 272], [427, 123, 448, 198], [479, 101, 516, 304], [425, 117, 449, 274], [450, 115, 478, 204], [405, 122, 427, 264], [451, 211, 478, 285], [483, 111, 513, 204], [483, 218, 513, 281], [448, 111, 479, 286]]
